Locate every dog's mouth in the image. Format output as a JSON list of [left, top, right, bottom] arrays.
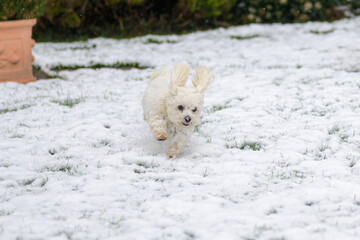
[[182, 123, 190, 126]]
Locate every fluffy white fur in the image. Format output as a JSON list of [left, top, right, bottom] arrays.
[[142, 64, 213, 158]]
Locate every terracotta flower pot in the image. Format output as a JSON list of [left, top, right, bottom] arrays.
[[0, 19, 37, 83]]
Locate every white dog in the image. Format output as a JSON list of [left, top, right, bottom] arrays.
[[142, 64, 213, 158]]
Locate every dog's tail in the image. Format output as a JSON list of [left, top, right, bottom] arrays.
[[170, 64, 190, 87]]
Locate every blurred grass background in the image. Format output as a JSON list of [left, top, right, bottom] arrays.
[[1, 0, 360, 42]]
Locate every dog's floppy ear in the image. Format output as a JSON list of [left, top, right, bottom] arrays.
[[192, 66, 213, 94], [169, 64, 190, 95]]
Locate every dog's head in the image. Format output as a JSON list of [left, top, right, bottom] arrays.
[[166, 65, 213, 128]]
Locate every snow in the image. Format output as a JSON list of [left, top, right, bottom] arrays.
[[1, 17, 360, 239]]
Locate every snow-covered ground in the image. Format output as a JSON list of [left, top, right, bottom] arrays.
[[1, 17, 360, 239]]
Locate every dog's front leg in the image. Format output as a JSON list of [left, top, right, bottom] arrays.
[[166, 131, 189, 158], [149, 114, 168, 141]]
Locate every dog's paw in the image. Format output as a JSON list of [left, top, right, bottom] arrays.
[[156, 131, 168, 141], [166, 148, 179, 158]]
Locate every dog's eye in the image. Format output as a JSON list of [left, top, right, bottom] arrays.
[[178, 105, 184, 111], [192, 107, 197, 112]]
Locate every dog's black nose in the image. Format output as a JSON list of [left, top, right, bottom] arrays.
[[184, 116, 191, 123]]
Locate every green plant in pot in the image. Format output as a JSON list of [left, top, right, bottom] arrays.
[[0, 0, 46, 83]]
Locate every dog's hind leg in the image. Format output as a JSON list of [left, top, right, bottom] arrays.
[[149, 114, 168, 141]]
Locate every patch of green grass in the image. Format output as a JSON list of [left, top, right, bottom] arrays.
[[347, 154, 358, 168], [54, 44, 97, 51], [266, 208, 278, 215], [328, 125, 340, 135], [0, 104, 32, 115], [202, 168, 208, 177], [21, 178, 36, 186], [339, 133, 349, 142], [309, 108, 326, 117], [39, 163, 77, 176], [273, 78, 283, 86], [50, 61, 151, 71], [136, 161, 159, 169], [253, 224, 272, 239], [226, 140, 262, 151], [231, 34, 261, 40], [239, 141, 262, 151], [206, 98, 244, 114], [350, 159, 356, 168], [206, 102, 232, 113], [52, 97, 83, 108], [70, 44, 97, 50], [40, 178, 48, 187], [0, 163, 11, 168], [58, 165, 72, 172], [318, 143, 328, 152], [272, 170, 305, 180], [293, 170, 305, 179], [309, 29, 335, 34], [184, 231, 196, 239], [130, 77, 144, 81], [145, 38, 177, 44], [0, 210, 12, 216], [93, 139, 112, 148], [44, 165, 77, 175], [134, 168, 144, 174], [32, 65, 63, 79], [10, 133, 25, 138], [99, 139, 111, 146], [194, 125, 200, 132], [104, 124, 111, 129], [48, 149, 57, 155], [328, 125, 349, 142], [344, 68, 360, 73]]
